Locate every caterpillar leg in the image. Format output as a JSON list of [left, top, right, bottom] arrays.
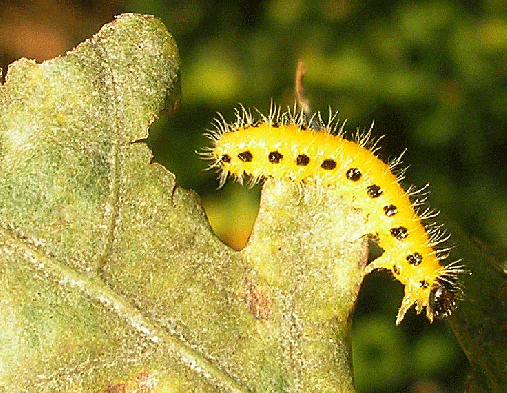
[[396, 291, 415, 325], [365, 254, 428, 325], [395, 282, 433, 325]]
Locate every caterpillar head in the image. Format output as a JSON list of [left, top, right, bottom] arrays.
[[428, 278, 460, 320]]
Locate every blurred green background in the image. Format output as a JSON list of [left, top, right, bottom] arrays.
[[2, 0, 506, 391]]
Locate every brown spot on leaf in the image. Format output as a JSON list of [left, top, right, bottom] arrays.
[[245, 278, 272, 320], [104, 372, 156, 393], [105, 384, 128, 393], [135, 372, 157, 393]]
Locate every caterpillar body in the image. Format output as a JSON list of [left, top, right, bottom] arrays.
[[202, 105, 464, 325]]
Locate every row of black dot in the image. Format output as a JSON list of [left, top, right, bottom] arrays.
[[232, 126, 450, 293], [219, 148, 425, 269], [344, 163, 424, 271]]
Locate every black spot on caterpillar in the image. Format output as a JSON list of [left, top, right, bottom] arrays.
[[201, 105, 464, 324]]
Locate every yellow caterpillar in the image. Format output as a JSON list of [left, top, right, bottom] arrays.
[[201, 105, 464, 325]]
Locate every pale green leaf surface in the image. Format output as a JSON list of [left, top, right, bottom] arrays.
[[0, 13, 368, 393]]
